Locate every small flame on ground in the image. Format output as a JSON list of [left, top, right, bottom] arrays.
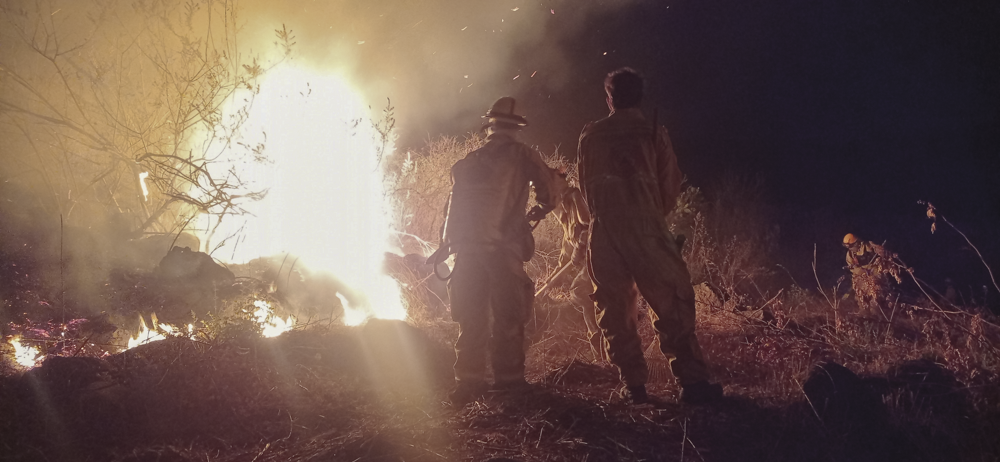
[[203, 65, 408, 326], [127, 315, 168, 349], [10, 337, 42, 368], [338, 293, 368, 326], [253, 300, 295, 338]]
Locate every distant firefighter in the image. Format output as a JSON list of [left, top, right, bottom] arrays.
[[537, 169, 608, 363], [842, 233, 902, 316]]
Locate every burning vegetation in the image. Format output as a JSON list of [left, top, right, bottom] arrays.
[[2, 2, 1000, 462]]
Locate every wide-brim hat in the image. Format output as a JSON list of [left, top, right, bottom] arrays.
[[483, 96, 528, 127]]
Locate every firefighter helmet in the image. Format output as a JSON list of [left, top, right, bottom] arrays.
[[483, 96, 528, 127], [843, 233, 858, 246]]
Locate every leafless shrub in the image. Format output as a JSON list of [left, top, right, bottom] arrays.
[[0, 0, 293, 240]]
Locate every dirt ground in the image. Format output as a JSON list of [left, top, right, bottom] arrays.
[[3, 304, 999, 462]]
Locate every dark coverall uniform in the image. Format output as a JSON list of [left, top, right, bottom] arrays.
[[578, 108, 711, 388], [448, 131, 555, 387], [549, 185, 606, 361]]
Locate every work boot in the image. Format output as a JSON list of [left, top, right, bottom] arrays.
[[680, 381, 724, 405], [622, 384, 651, 406], [449, 381, 488, 406]]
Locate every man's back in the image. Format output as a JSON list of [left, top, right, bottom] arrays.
[[578, 108, 683, 224], [446, 132, 553, 258]]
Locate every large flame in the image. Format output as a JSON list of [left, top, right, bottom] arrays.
[[205, 65, 406, 325]]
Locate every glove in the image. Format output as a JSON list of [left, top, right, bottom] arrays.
[[525, 205, 548, 222]]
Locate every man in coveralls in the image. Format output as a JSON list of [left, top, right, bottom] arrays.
[[578, 68, 723, 405]]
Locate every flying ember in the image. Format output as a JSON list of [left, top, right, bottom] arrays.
[[205, 65, 407, 326]]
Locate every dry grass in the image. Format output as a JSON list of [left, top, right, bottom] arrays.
[[384, 134, 487, 254]]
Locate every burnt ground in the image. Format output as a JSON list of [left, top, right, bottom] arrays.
[[2, 312, 999, 462]]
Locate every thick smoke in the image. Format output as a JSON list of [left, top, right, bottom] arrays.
[[239, 0, 638, 147]]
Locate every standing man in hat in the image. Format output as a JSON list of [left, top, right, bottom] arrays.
[[437, 96, 559, 405], [578, 68, 723, 405]]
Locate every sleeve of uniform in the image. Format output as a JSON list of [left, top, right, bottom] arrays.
[[525, 146, 557, 212], [656, 126, 683, 214], [572, 188, 591, 225], [577, 124, 592, 206]]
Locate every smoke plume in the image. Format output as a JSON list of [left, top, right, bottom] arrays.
[[239, 0, 638, 147]]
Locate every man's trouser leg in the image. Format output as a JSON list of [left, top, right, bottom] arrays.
[[591, 221, 711, 387], [488, 252, 533, 384], [450, 249, 532, 386], [622, 227, 710, 386], [450, 251, 491, 387], [589, 225, 646, 387]]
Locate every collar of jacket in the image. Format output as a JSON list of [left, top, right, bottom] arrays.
[[486, 130, 519, 143], [608, 107, 645, 120]]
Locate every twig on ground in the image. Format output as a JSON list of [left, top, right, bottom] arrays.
[[249, 442, 269, 462], [795, 378, 822, 423], [811, 245, 836, 310], [680, 417, 687, 462], [812, 244, 841, 331]]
